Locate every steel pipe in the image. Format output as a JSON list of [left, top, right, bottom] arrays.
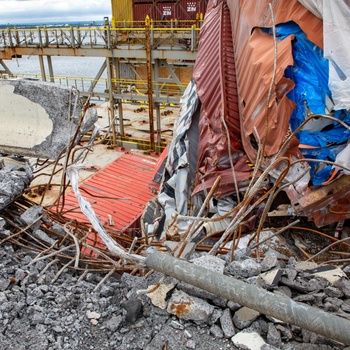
[[146, 251, 350, 345]]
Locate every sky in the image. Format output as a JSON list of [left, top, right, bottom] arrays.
[[0, 0, 112, 25]]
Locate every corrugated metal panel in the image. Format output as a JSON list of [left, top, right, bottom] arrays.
[[154, 3, 177, 20], [111, 0, 133, 24], [132, 0, 209, 22], [177, 0, 208, 20], [192, 0, 252, 197], [133, 0, 177, 3], [133, 3, 155, 22], [226, 0, 323, 164], [62, 153, 158, 231]]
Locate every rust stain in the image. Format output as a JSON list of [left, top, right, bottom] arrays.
[[169, 301, 192, 318]]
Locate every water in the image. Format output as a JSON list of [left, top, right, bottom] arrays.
[[5, 55, 105, 78]]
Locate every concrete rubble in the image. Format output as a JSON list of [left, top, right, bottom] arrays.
[[1, 207, 350, 349], [0, 157, 33, 211]]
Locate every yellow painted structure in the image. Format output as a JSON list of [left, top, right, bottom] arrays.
[[111, 0, 133, 26]]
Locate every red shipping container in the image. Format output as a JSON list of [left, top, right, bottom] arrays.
[[133, 0, 176, 3], [154, 3, 177, 20], [133, 3, 156, 21], [177, 0, 208, 20], [133, 0, 209, 23]]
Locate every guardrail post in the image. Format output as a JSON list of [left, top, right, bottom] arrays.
[[37, 27, 43, 47], [77, 26, 81, 47], [38, 55, 47, 81], [150, 24, 154, 47], [191, 25, 196, 51], [8, 27, 13, 47], [106, 57, 117, 146], [14, 27, 20, 46], [44, 26, 49, 47], [70, 26, 75, 49], [107, 24, 111, 49]]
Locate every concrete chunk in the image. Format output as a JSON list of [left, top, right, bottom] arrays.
[[0, 158, 33, 210], [231, 331, 267, 350], [146, 283, 175, 309], [220, 308, 236, 338], [191, 255, 226, 274], [167, 289, 215, 323], [233, 307, 260, 330], [0, 80, 81, 159]]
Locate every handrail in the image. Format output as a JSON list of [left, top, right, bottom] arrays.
[[0, 25, 200, 51], [0, 73, 187, 95]]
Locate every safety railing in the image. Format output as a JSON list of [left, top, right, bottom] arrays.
[[112, 18, 203, 29], [0, 72, 187, 98], [0, 23, 201, 51]]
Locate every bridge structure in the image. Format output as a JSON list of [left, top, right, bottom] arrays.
[[0, 19, 201, 151]]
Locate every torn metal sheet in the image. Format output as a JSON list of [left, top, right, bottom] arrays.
[[156, 79, 200, 237], [224, 0, 350, 225], [226, 0, 322, 164], [0, 79, 80, 159], [192, 0, 252, 198], [294, 175, 350, 227]]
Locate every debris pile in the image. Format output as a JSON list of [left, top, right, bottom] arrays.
[[0, 157, 33, 211], [1, 237, 350, 349], [1, 0, 350, 348]]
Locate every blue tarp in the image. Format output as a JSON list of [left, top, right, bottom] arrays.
[[264, 22, 350, 185]]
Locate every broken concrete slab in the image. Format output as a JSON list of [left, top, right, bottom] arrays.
[[20, 205, 43, 230], [229, 258, 262, 278], [167, 289, 215, 323], [146, 283, 175, 309], [231, 331, 267, 350], [261, 253, 279, 272], [233, 307, 261, 330], [220, 308, 236, 338], [0, 79, 81, 159], [267, 323, 282, 348], [191, 255, 226, 274], [258, 269, 283, 288], [0, 157, 33, 211], [296, 262, 347, 284]]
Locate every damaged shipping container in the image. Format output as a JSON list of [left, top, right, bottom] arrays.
[[144, 0, 350, 246]]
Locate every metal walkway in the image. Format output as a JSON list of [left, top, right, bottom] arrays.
[[0, 20, 199, 151]]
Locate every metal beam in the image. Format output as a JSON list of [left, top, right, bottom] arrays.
[[0, 59, 13, 75], [38, 55, 46, 81], [47, 56, 54, 82], [87, 60, 107, 95], [106, 57, 117, 145], [0, 47, 196, 61]]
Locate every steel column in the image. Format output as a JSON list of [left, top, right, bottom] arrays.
[[106, 57, 117, 145], [47, 56, 54, 82], [38, 55, 46, 81], [145, 16, 155, 152]]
